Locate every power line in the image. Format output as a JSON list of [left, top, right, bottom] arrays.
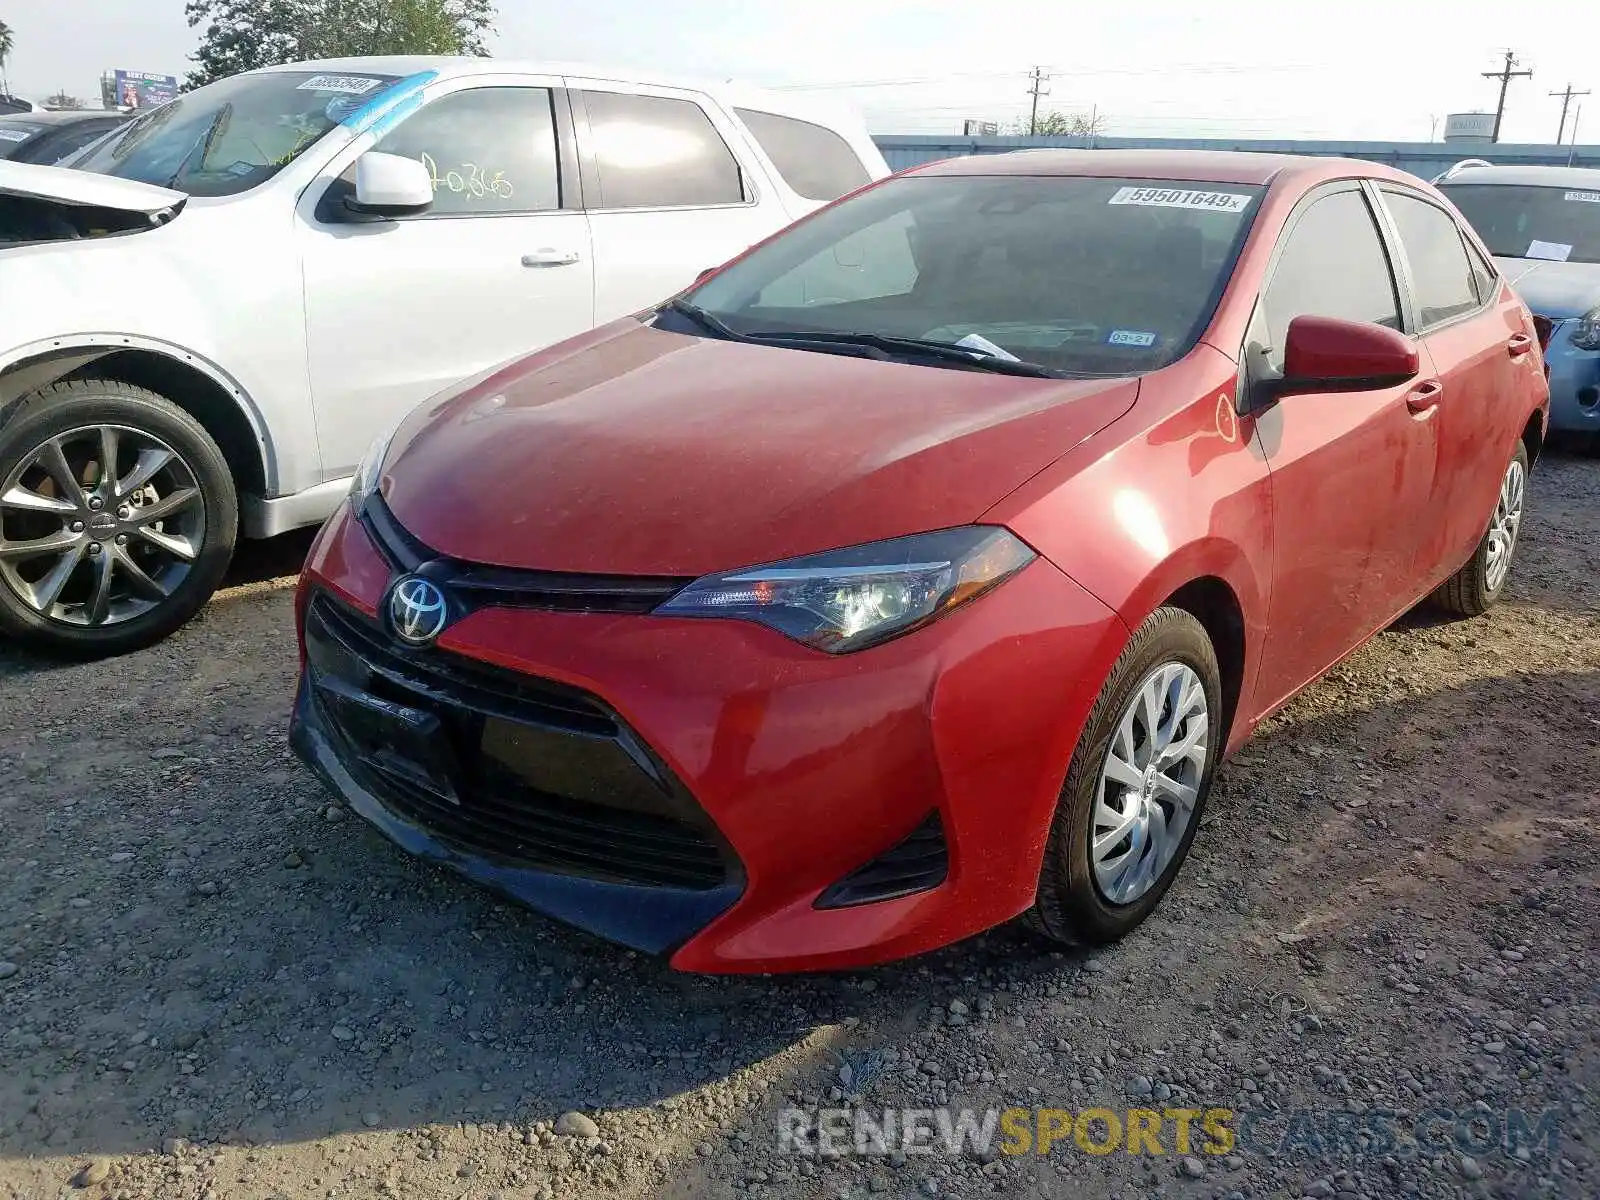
[[1550, 84, 1590, 145], [1482, 50, 1533, 143]]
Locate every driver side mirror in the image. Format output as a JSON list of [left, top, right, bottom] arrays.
[[1257, 315, 1419, 404], [346, 151, 434, 218]]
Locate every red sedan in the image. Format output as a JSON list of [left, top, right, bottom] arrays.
[[291, 150, 1548, 973]]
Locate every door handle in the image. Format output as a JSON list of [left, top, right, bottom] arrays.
[[521, 249, 581, 268], [1506, 332, 1534, 357], [1406, 379, 1443, 415]]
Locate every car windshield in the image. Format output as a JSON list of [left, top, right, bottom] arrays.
[[677, 174, 1264, 376], [0, 118, 45, 158], [75, 69, 401, 197], [1441, 183, 1600, 265]]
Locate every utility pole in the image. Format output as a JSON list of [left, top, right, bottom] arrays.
[[1482, 50, 1533, 143], [1550, 84, 1590, 145], [1027, 66, 1050, 136]]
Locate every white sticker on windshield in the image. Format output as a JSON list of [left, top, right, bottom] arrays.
[[0, 128, 31, 143], [1106, 329, 1158, 347], [296, 74, 386, 95], [1527, 239, 1573, 262], [1563, 190, 1600, 204], [1109, 186, 1251, 212]]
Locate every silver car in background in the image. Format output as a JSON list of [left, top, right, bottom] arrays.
[[1438, 164, 1600, 435]]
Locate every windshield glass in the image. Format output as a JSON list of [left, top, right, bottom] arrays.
[[75, 69, 400, 197], [680, 174, 1264, 375], [1441, 183, 1600, 264], [0, 119, 45, 158]]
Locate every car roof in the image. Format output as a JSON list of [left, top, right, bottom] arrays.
[[906, 148, 1418, 188], [1436, 163, 1600, 188], [0, 109, 123, 128], [250, 56, 861, 127]]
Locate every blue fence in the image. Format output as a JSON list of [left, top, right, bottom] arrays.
[[872, 134, 1600, 181]]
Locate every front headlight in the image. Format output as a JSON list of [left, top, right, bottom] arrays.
[[1571, 305, 1600, 351], [656, 527, 1035, 653], [349, 426, 397, 501]]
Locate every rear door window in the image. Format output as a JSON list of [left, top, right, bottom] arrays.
[[1260, 189, 1400, 371], [1383, 190, 1483, 327], [734, 108, 870, 202], [579, 91, 745, 209]]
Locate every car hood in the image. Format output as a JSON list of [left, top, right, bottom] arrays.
[[0, 159, 186, 217], [1494, 256, 1600, 319], [381, 321, 1140, 577]]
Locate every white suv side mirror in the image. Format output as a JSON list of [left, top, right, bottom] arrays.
[[350, 152, 434, 217]]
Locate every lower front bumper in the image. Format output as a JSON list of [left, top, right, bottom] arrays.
[[1544, 326, 1600, 432], [289, 678, 741, 955]]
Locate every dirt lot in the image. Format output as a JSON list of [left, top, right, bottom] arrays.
[[1, 453, 1596, 1200]]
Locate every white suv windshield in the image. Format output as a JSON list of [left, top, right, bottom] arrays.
[[76, 69, 401, 198], [681, 174, 1264, 376]]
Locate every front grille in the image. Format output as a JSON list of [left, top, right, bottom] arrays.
[[358, 494, 690, 615], [306, 593, 730, 890], [816, 811, 949, 908]]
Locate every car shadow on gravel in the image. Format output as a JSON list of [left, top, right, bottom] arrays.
[[5, 652, 1595, 1170]]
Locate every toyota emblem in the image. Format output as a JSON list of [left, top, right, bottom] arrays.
[[388, 575, 450, 646]]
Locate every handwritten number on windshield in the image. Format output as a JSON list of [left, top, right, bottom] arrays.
[[421, 152, 514, 202]]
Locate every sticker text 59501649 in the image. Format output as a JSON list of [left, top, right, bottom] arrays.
[[1109, 186, 1251, 213]]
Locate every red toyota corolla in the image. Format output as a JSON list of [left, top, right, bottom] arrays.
[[291, 150, 1548, 973]]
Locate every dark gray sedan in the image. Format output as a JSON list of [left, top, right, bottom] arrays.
[[0, 110, 130, 168]]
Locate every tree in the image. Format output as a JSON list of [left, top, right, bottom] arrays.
[[1011, 109, 1107, 138], [45, 91, 85, 109], [184, 0, 496, 89], [0, 19, 13, 91]]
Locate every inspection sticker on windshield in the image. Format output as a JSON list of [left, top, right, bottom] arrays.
[[1564, 190, 1600, 204], [296, 74, 387, 95], [1109, 186, 1251, 212], [1527, 240, 1573, 262], [1106, 329, 1158, 347]]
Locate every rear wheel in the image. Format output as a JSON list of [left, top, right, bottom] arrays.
[[1028, 607, 1222, 947], [1431, 443, 1528, 617], [0, 378, 237, 657]]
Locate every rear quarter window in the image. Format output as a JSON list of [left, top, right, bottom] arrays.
[[733, 108, 871, 202]]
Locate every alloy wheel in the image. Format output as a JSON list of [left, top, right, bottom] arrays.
[[1091, 661, 1209, 905], [0, 424, 206, 627], [1484, 457, 1525, 594]]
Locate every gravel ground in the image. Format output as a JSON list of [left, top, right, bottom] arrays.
[[1, 452, 1596, 1200]]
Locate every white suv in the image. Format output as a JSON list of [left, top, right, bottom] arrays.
[[0, 57, 887, 655]]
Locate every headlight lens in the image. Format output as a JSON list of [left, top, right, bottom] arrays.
[[349, 427, 396, 501], [656, 527, 1035, 653], [1571, 305, 1600, 351]]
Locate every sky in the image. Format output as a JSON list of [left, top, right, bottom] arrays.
[[2, 0, 1594, 145]]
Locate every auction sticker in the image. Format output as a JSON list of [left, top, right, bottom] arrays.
[[1109, 186, 1250, 212], [1564, 190, 1600, 204], [296, 75, 387, 95], [0, 129, 30, 143], [1106, 329, 1158, 347]]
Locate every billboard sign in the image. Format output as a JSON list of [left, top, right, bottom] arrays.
[[1443, 112, 1497, 143], [963, 119, 1000, 137], [105, 70, 180, 111]]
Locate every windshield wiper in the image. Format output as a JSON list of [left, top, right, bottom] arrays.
[[166, 102, 232, 188], [664, 302, 1061, 376], [744, 330, 1062, 378]]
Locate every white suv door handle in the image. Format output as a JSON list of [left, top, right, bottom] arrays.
[[521, 249, 582, 268]]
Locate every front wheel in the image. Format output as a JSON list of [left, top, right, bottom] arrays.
[[0, 378, 238, 657], [1431, 443, 1528, 617], [1028, 607, 1223, 947]]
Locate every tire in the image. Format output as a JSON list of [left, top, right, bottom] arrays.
[[1431, 442, 1528, 618], [1028, 607, 1223, 947], [0, 378, 237, 658]]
